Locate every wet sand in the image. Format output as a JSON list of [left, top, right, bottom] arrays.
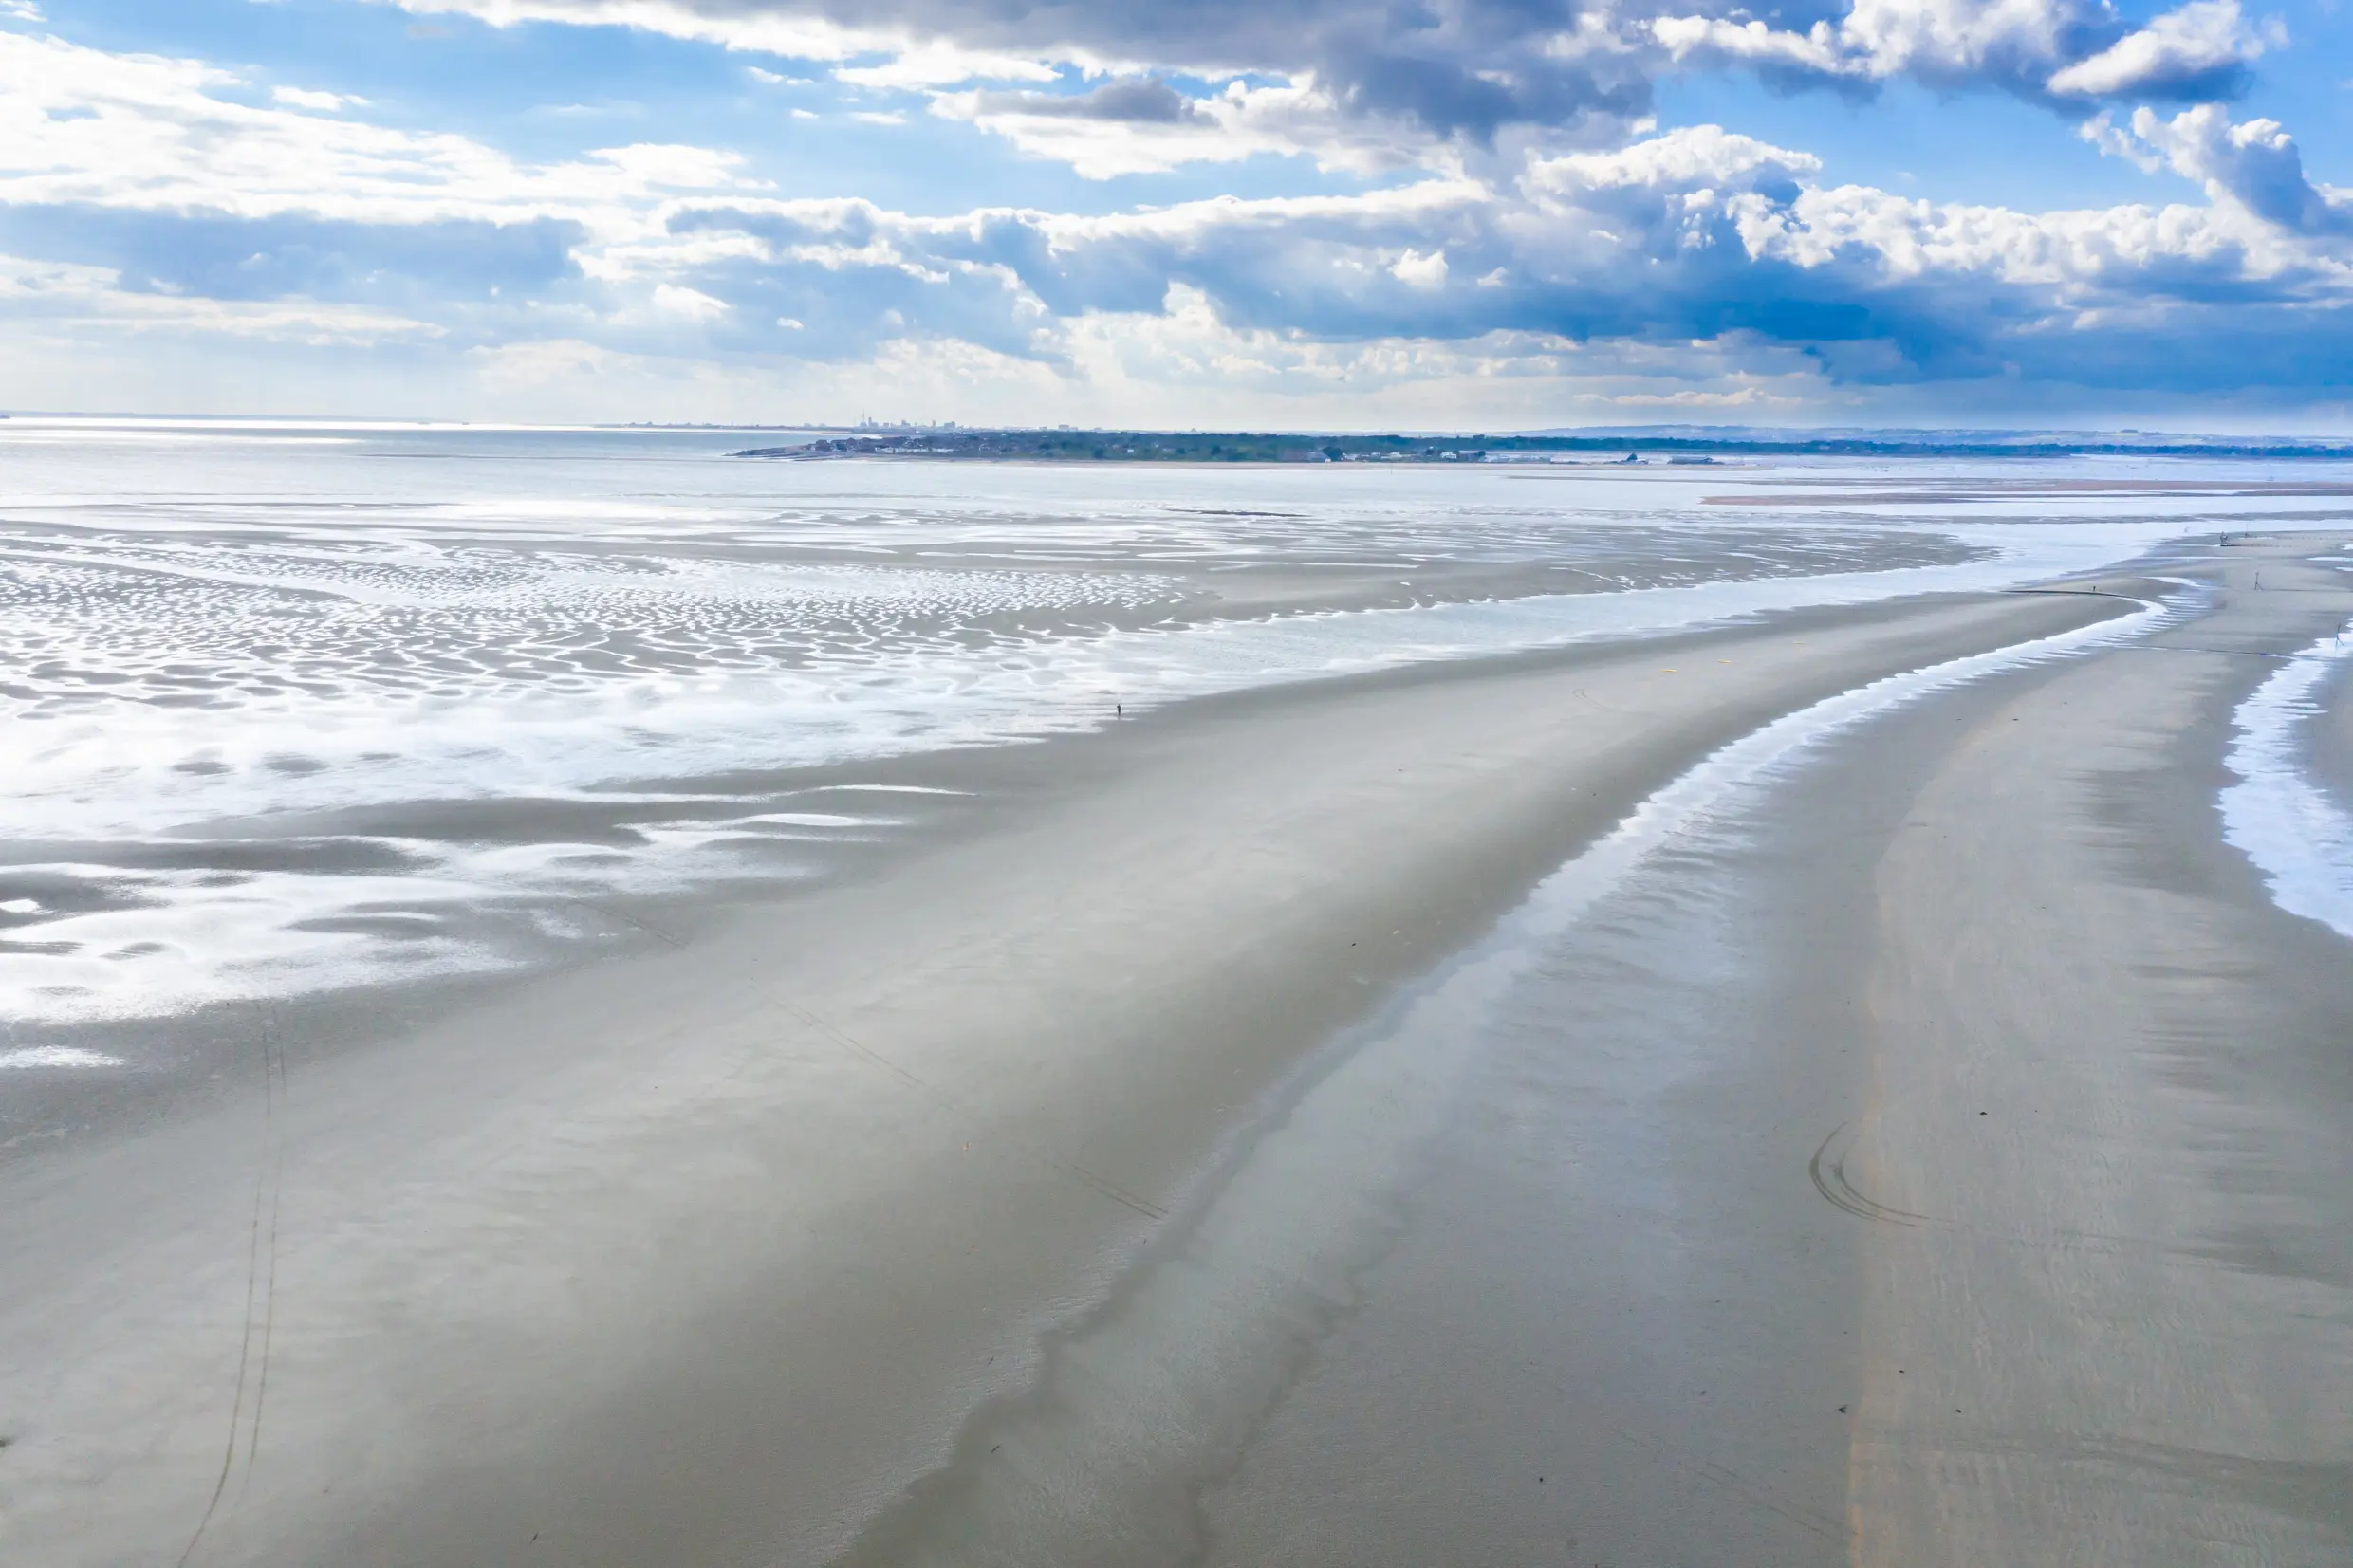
[[1131, 537, 2353, 1568], [1844, 542, 2353, 1563], [2, 540, 2347, 1566]]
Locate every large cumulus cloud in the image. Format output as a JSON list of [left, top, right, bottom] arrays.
[[644, 116, 2353, 392]]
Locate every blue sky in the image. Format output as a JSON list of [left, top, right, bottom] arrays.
[[0, 0, 2348, 428]]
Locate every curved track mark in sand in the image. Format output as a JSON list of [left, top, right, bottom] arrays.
[[176, 1005, 287, 1568], [1809, 1124, 1938, 1229]]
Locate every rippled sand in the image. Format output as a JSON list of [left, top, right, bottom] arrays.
[[1, 424, 2008, 1023]]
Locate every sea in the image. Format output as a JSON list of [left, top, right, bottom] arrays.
[[2, 417, 2347, 1036]]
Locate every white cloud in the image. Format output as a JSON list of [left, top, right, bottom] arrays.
[[1650, 16, 1847, 75], [0, 30, 759, 250], [2078, 109, 2164, 172], [2047, 0, 2270, 95], [652, 282, 730, 318], [934, 78, 1436, 179], [1656, 0, 2274, 100], [270, 85, 364, 112], [1834, 0, 2082, 82], [467, 336, 619, 389], [386, 0, 900, 62], [380, 0, 1112, 101], [586, 141, 747, 187], [360, 0, 2288, 198], [0, 251, 442, 342], [658, 112, 2353, 409], [371, 0, 1650, 166], [2092, 103, 2350, 231], [1, 22, 2346, 415], [848, 110, 908, 126], [1528, 124, 1820, 194], [1390, 248, 1449, 288], [834, 41, 1057, 88], [1610, 384, 1770, 406]]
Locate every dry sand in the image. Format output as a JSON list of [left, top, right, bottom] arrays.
[[1, 541, 2347, 1566]]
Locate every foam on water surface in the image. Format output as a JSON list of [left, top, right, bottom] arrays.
[[0, 1047, 124, 1070], [2221, 613, 2353, 940]]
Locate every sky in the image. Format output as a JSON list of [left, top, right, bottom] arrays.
[[0, 0, 2348, 429]]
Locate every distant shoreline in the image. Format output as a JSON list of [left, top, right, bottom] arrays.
[[733, 429, 2353, 464]]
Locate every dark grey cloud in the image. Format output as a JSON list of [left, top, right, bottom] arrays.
[[969, 77, 1203, 122], [531, 0, 1661, 140], [489, 0, 2274, 138]]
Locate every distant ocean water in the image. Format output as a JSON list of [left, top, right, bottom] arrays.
[[1, 420, 2346, 1025]]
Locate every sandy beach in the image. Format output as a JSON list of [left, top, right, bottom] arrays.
[[11, 0, 2353, 1550], [1, 519, 2347, 1565]]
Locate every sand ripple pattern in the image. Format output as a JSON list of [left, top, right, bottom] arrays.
[[0, 536, 1175, 708], [0, 464, 1990, 1027], [0, 530, 1194, 1024]]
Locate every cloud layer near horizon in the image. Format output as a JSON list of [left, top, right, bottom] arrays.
[[0, 0, 2345, 424]]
